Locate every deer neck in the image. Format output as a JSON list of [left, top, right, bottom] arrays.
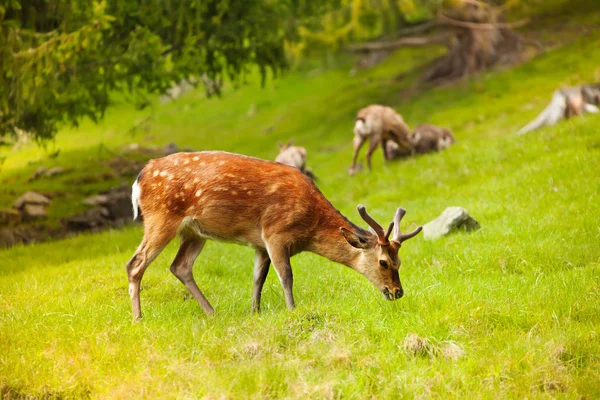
[[306, 209, 363, 270]]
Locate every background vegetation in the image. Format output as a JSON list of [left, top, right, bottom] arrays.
[[1, 0, 599, 398]]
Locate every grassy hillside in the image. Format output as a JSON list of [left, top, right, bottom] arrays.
[[1, 20, 600, 400]]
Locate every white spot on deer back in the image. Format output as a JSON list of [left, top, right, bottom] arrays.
[[268, 184, 280, 194]]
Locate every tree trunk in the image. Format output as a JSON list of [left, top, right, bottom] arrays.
[[423, 3, 526, 82]]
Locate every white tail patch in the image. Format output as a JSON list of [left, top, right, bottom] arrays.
[[132, 179, 142, 220], [354, 119, 371, 137]]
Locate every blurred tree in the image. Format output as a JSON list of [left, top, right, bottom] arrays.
[[1, 0, 529, 141], [293, 0, 529, 81], [1, 0, 288, 140]]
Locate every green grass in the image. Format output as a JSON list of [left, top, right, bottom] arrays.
[[1, 22, 600, 400]]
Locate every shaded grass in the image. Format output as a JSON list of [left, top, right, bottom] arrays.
[[1, 18, 600, 400]]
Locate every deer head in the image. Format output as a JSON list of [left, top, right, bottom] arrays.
[[340, 205, 422, 300]]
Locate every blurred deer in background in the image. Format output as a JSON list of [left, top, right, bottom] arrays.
[[275, 140, 316, 180], [387, 124, 455, 158], [349, 105, 414, 175], [516, 83, 600, 135], [126, 151, 421, 320]]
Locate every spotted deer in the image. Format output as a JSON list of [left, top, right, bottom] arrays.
[[127, 151, 421, 320], [350, 104, 413, 175]]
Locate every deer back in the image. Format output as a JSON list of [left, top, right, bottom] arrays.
[[137, 151, 322, 249]]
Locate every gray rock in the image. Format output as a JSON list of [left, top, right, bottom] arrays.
[[163, 142, 179, 155], [104, 191, 132, 220], [13, 192, 51, 209], [83, 194, 109, 206], [66, 207, 110, 231], [422, 207, 480, 240], [0, 228, 17, 248], [22, 204, 48, 221], [0, 209, 21, 227], [45, 167, 66, 177], [29, 166, 47, 181]]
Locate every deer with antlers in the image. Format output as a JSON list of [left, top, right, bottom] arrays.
[[127, 151, 421, 320], [349, 104, 414, 175]]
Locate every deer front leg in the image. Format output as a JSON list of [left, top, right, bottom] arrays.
[[265, 243, 295, 309], [252, 249, 271, 313], [349, 135, 366, 175]]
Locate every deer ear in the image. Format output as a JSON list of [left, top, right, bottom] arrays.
[[277, 141, 283, 149], [287, 139, 293, 147], [340, 227, 370, 249]]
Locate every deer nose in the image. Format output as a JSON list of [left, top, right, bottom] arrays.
[[394, 288, 404, 299]]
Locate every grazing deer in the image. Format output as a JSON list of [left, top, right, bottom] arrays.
[[127, 151, 421, 320], [516, 84, 600, 135], [350, 105, 413, 175], [410, 124, 455, 155], [275, 140, 316, 180], [385, 124, 455, 159]]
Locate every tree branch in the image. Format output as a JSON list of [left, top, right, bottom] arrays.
[[438, 13, 530, 30], [345, 32, 450, 53]]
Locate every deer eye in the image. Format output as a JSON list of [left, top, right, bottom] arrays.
[[379, 260, 389, 269]]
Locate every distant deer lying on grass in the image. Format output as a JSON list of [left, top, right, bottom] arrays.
[[275, 140, 316, 180], [349, 105, 414, 175], [516, 83, 600, 135], [386, 124, 455, 159], [127, 151, 422, 320]]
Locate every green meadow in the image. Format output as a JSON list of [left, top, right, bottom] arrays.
[[1, 15, 600, 399]]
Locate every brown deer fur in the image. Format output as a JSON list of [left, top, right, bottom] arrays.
[[350, 105, 413, 175], [410, 124, 455, 154], [385, 124, 455, 159], [127, 151, 421, 320]]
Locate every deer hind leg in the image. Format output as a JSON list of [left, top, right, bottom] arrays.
[[170, 236, 214, 315], [252, 249, 271, 313], [365, 138, 379, 171], [264, 239, 295, 310], [126, 216, 180, 321]]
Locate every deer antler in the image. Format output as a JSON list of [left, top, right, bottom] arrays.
[[357, 205, 392, 244], [392, 208, 422, 245]]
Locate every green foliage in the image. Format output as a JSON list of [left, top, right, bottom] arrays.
[[0, 0, 288, 140]]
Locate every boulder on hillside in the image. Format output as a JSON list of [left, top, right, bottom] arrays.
[[82, 194, 109, 207], [163, 142, 179, 155], [13, 192, 51, 209], [0, 228, 17, 248], [0, 209, 21, 227], [422, 207, 480, 240], [79, 184, 133, 222], [45, 167, 67, 177], [22, 204, 48, 221], [29, 167, 48, 182], [66, 207, 110, 231]]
